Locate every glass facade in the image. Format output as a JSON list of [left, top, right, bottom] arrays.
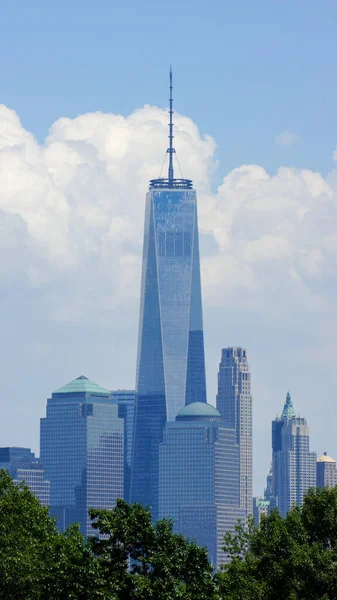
[[271, 394, 316, 517], [40, 376, 124, 536], [159, 403, 245, 568], [216, 347, 253, 517], [0, 447, 50, 507], [112, 389, 136, 502], [131, 186, 206, 520]]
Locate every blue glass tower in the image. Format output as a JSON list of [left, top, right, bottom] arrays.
[[130, 71, 207, 519], [40, 375, 124, 536], [159, 403, 246, 568]]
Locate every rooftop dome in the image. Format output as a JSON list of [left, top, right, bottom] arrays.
[[317, 452, 336, 463], [176, 402, 221, 421]]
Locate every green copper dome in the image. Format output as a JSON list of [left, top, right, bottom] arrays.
[[53, 375, 110, 396], [281, 391, 296, 419], [176, 402, 221, 421]]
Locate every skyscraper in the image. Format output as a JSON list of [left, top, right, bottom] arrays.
[[112, 389, 136, 502], [216, 347, 253, 516], [0, 447, 50, 506], [40, 375, 124, 536], [131, 71, 207, 520], [159, 402, 245, 568], [270, 392, 316, 517], [316, 452, 337, 489]]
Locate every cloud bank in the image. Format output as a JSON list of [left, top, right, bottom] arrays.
[[1, 104, 337, 493]]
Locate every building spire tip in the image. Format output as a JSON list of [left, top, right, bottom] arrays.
[[167, 66, 175, 181]]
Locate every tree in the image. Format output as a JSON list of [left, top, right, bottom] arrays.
[[217, 487, 337, 600], [0, 469, 103, 600], [89, 499, 217, 600]]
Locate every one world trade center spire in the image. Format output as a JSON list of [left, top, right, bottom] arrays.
[[130, 70, 207, 520]]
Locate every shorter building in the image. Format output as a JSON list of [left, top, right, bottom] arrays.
[[317, 452, 337, 489], [159, 402, 246, 568], [40, 375, 124, 536], [0, 447, 50, 506], [253, 465, 273, 525], [112, 389, 136, 502], [270, 392, 316, 517], [253, 497, 269, 525]]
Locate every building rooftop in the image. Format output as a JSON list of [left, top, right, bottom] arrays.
[[317, 452, 336, 463], [281, 391, 296, 419], [176, 402, 221, 421], [53, 375, 110, 396]]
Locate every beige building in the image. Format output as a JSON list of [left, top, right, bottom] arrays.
[[317, 452, 337, 489]]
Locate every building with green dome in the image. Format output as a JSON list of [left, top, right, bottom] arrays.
[[159, 401, 245, 568], [40, 375, 124, 536]]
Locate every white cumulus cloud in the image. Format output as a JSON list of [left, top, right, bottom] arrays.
[[0, 104, 337, 494]]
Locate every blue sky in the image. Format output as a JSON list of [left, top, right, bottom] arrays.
[[1, 0, 337, 495], [2, 0, 337, 181]]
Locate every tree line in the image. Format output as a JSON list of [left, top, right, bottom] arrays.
[[1, 469, 337, 599]]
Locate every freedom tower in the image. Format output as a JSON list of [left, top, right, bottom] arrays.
[[130, 71, 207, 519]]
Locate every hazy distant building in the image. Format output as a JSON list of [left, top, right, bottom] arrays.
[[131, 71, 207, 520], [253, 465, 273, 525], [112, 389, 136, 502], [0, 447, 50, 506], [216, 347, 253, 516], [270, 392, 316, 517], [317, 452, 337, 489], [40, 376, 124, 536], [159, 402, 245, 568]]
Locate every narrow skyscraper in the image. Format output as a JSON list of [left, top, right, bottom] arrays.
[[40, 376, 124, 536], [131, 70, 207, 520], [270, 392, 316, 517], [216, 347, 253, 516]]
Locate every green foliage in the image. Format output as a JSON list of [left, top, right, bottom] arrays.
[[7, 465, 337, 600], [89, 499, 217, 600], [218, 487, 337, 600], [0, 472, 216, 599], [0, 469, 104, 600]]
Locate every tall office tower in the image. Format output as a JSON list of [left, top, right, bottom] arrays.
[[40, 376, 124, 536], [216, 347, 253, 516], [111, 389, 136, 501], [0, 447, 50, 506], [271, 392, 316, 517], [317, 452, 337, 489], [159, 402, 246, 568], [131, 71, 206, 520]]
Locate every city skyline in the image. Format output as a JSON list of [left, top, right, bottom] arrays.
[[1, 3, 337, 499]]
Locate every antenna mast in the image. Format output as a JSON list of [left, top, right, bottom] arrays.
[[167, 66, 175, 182]]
